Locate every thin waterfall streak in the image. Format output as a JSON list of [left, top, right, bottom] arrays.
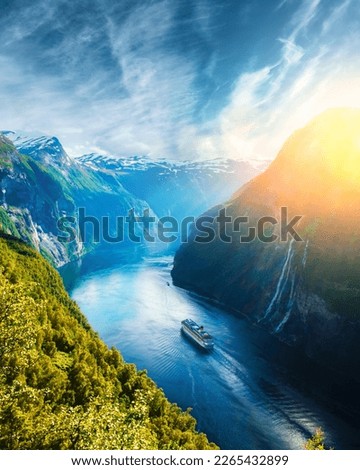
[[262, 238, 295, 320], [275, 273, 296, 333], [302, 240, 309, 268], [276, 249, 294, 309]]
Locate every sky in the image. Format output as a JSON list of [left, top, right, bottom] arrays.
[[0, 0, 359, 161]]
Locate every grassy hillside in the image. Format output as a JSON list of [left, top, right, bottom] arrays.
[[0, 233, 217, 450]]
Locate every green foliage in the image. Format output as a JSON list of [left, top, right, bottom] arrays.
[[305, 428, 326, 450], [0, 208, 20, 238], [0, 235, 217, 449], [0, 157, 12, 169], [0, 140, 15, 157]]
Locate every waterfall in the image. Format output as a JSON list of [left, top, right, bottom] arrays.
[[275, 272, 296, 333], [302, 240, 309, 268], [262, 238, 295, 321]]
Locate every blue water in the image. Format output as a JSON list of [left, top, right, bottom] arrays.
[[61, 251, 360, 450]]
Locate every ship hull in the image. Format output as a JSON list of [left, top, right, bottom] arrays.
[[181, 325, 214, 350]]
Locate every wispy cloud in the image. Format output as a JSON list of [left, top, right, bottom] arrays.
[[278, 39, 305, 65], [186, 0, 360, 161], [287, 0, 321, 40], [321, 0, 352, 34], [0, 0, 359, 162], [276, 0, 292, 11], [1, 0, 58, 46], [0, 0, 202, 157], [98, 1, 200, 156]]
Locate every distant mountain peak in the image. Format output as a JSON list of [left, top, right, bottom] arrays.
[[3, 131, 73, 167], [78, 152, 269, 173]]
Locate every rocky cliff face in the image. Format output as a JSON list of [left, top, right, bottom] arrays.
[[0, 134, 77, 265], [0, 134, 149, 266], [172, 108, 360, 375]]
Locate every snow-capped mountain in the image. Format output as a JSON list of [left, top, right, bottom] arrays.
[[0, 132, 154, 265], [1, 129, 269, 261], [2, 131, 73, 167], [78, 153, 268, 220], [79, 152, 269, 174]]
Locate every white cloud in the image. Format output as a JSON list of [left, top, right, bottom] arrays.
[[99, 1, 199, 156], [186, 0, 360, 162], [287, 0, 321, 41], [1, 1, 58, 46], [0, 0, 359, 165], [0, 0, 201, 158], [278, 39, 305, 65]]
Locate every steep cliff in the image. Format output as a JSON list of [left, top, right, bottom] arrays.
[[0, 134, 148, 266], [172, 108, 360, 375]]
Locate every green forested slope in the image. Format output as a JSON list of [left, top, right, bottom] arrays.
[[0, 234, 217, 449]]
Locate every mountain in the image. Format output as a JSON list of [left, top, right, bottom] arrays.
[[172, 108, 360, 375], [79, 153, 268, 222], [2, 131, 73, 167], [0, 133, 150, 266], [0, 233, 217, 449], [1, 131, 266, 264]]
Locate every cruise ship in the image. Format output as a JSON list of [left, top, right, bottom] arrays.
[[181, 319, 214, 350]]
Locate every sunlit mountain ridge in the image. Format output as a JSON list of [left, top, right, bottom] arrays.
[[172, 108, 360, 376], [233, 108, 360, 218]]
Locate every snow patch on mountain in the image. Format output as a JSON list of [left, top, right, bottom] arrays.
[[2, 130, 73, 167]]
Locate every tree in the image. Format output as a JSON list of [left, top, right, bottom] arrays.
[[0, 234, 218, 450], [305, 428, 326, 450]]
